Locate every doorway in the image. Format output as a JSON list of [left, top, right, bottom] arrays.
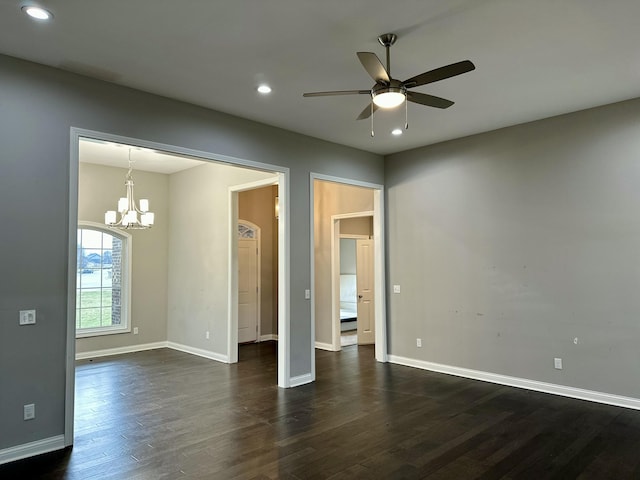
[[333, 214, 375, 350], [67, 129, 291, 446], [228, 177, 281, 366], [310, 174, 387, 380], [236, 183, 280, 349]]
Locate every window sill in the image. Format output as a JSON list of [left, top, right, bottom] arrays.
[[76, 326, 131, 339]]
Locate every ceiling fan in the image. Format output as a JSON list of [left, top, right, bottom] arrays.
[[303, 33, 475, 124]]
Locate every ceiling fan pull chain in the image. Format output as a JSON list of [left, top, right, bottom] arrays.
[[371, 101, 375, 137], [405, 96, 409, 130]]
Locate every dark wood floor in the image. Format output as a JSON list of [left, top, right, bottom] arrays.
[[3, 343, 640, 479]]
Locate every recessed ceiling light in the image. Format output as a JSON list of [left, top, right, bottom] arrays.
[[391, 128, 403, 136], [22, 5, 53, 20], [257, 85, 272, 94]]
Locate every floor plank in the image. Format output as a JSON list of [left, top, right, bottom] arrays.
[[2, 343, 640, 479]]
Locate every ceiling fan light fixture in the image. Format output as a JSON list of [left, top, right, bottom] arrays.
[[373, 91, 405, 108], [372, 82, 406, 109]]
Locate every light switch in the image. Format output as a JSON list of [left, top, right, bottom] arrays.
[[19, 310, 36, 325], [393, 285, 401, 294], [304, 289, 311, 300]]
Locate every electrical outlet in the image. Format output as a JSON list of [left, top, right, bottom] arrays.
[[305, 289, 310, 300], [416, 338, 422, 348], [133, 327, 139, 335], [19, 309, 36, 325], [554, 358, 563, 370], [24, 403, 35, 420], [393, 285, 401, 294]]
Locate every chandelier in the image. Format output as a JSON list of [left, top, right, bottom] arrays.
[[104, 148, 155, 229]]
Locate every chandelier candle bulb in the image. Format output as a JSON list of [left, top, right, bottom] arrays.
[[105, 210, 117, 225], [141, 212, 154, 226], [126, 211, 137, 223], [139, 199, 149, 212]]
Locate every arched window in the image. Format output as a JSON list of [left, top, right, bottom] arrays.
[[76, 223, 131, 337]]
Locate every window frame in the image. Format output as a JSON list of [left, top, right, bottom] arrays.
[[76, 221, 132, 338]]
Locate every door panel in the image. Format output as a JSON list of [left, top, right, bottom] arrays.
[[238, 238, 258, 343], [356, 239, 375, 345]]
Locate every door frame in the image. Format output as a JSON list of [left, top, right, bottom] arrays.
[[331, 214, 373, 351], [309, 173, 387, 381], [67, 128, 291, 447], [237, 219, 261, 344]]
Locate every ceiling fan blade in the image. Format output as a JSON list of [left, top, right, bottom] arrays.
[[356, 102, 379, 120], [407, 91, 454, 109], [303, 90, 370, 97], [402, 60, 475, 88], [356, 52, 390, 84]]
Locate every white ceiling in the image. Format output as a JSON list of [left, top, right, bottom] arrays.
[[79, 138, 203, 174], [3, 0, 640, 156]]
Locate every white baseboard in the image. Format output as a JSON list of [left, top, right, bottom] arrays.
[[77, 341, 229, 365], [314, 341, 336, 351], [388, 354, 640, 411], [0, 435, 65, 466], [76, 341, 168, 360], [289, 372, 313, 387], [260, 334, 278, 342], [167, 342, 229, 364]]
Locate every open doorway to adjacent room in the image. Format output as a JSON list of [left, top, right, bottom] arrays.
[[333, 215, 374, 348], [232, 180, 280, 363], [66, 129, 290, 445], [311, 175, 386, 371]]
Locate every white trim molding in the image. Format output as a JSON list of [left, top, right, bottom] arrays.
[[388, 355, 640, 411], [0, 435, 65, 466], [314, 341, 337, 351], [76, 341, 230, 364], [167, 342, 229, 364], [260, 334, 279, 342], [289, 373, 313, 387], [75, 342, 167, 360]]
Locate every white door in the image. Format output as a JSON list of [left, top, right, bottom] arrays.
[[356, 238, 375, 345], [238, 237, 258, 343]]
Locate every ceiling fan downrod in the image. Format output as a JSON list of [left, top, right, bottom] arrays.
[[378, 33, 397, 79]]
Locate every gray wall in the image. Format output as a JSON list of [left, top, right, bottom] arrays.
[[385, 97, 640, 398], [77, 163, 169, 353], [0, 54, 383, 452]]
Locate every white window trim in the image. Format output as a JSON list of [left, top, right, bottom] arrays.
[[76, 221, 132, 338]]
